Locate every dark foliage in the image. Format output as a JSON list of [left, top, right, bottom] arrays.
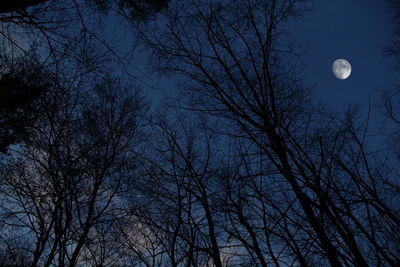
[[118, 0, 170, 20], [0, 0, 169, 20], [0, 1, 400, 266], [0, 60, 48, 153], [0, 0, 48, 14]]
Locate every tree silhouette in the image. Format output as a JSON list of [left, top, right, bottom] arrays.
[[136, 0, 400, 265], [1, 0, 400, 266], [0, 56, 48, 153], [0, 66, 146, 265], [0, 0, 169, 19]]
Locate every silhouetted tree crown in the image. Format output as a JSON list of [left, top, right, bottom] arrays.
[[0, 59, 48, 153], [0, 0, 170, 20], [1, 0, 400, 266]]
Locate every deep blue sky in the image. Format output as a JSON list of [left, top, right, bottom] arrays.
[[123, 0, 398, 139], [292, 0, 397, 114], [140, 1, 397, 111]]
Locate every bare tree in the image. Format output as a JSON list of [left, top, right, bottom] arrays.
[[385, 0, 400, 66], [116, 110, 229, 266], [1, 1, 400, 266], [135, 0, 400, 265], [0, 65, 145, 266]]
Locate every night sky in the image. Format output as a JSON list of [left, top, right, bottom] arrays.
[[2, 1, 400, 265], [133, 1, 398, 137], [292, 0, 397, 114]]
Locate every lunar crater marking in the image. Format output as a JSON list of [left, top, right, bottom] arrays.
[[332, 59, 351, 79]]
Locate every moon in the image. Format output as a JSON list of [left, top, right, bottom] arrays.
[[332, 59, 351, 79]]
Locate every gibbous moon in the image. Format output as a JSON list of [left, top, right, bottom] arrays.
[[332, 59, 351, 79]]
